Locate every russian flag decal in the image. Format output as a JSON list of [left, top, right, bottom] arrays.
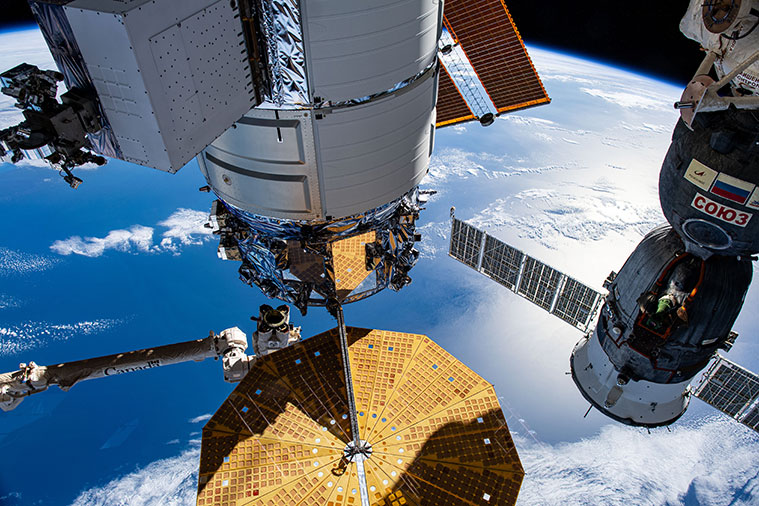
[[710, 173, 755, 205]]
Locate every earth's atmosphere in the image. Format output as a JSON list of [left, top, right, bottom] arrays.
[[1, 26, 758, 506]]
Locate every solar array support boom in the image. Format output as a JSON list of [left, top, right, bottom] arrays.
[[330, 301, 371, 506]]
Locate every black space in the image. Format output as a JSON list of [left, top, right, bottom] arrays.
[[507, 2, 703, 84], [1, 1, 702, 84]]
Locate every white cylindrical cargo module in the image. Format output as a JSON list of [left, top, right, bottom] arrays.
[[195, 0, 441, 311], [571, 330, 691, 427], [198, 70, 437, 221], [198, 0, 442, 222]]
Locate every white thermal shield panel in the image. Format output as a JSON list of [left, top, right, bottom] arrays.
[[200, 70, 437, 220], [301, 0, 442, 102], [63, 0, 255, 172]]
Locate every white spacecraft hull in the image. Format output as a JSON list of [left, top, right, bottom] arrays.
[[571, 329, 690, 427]]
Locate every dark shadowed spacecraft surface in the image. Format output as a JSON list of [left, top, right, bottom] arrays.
[[660, 109, 759, 257]]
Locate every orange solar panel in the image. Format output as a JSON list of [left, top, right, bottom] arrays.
[[443, 0, 550, 115], [197, 328, 524, 505], [435, 66, 475, 128]]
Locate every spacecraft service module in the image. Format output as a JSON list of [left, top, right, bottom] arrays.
[[0, 0, 549, 314]]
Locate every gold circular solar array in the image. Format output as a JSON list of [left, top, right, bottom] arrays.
[[197, 328, 524, 506]]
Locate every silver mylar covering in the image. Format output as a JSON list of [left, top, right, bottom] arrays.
[[213, 189, 425, 314], [202, 0, 442, 308], [29, 1, 122, 158], [260, 0, 309, 106]]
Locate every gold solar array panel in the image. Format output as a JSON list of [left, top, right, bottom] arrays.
[[330, 231, 376, 300], [198, 328, 523, 505], [437, 0, 550, 126]]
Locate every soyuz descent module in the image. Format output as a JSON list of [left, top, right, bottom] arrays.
[[0, 0, 551, 504], [451, 0, 759, 432]]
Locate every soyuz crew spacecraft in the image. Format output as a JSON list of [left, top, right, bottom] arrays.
[[0, 0, 551, 504], [451, 0, 759, 433]]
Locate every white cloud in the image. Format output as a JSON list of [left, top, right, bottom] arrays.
[[188, 413, 212, 424], [580, 87, 672, 112], [416, 221, 450, 259], [469, 187, 663, 251], [0, 247, 59, 276], [516, 416, 759, 506], [0, 318, 123, 356], [64, 416, 759, 506], [425, 147, 571, 189], [158, 209, 214, 254], [50, 225, 155, 257], [50, 209, 214, 258], [69, 447, 200, 506], [0, 491, 22, 502], [0, 294, 22, 309]]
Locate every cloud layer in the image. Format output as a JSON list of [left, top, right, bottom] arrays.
[[516, 416, 759, 506], [64, 416, 759, 506], [51, 226, 154, 258], [50, 209, 213, 258], [0, 247, 59, 276], [0, 318, 123, 356], [69, 447, 200, 506], [469, 187, 664, 250], [0, 294, 22, 309], [187, 413, 212, 424]]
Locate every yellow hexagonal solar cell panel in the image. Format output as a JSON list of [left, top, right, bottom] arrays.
[[198, 327, 523, 506], [330, 231, 376, 300]]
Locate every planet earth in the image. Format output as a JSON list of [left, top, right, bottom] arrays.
[[1, 25, 758, 506]]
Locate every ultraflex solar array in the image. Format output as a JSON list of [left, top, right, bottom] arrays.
[[448, 217, 604, 333]]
